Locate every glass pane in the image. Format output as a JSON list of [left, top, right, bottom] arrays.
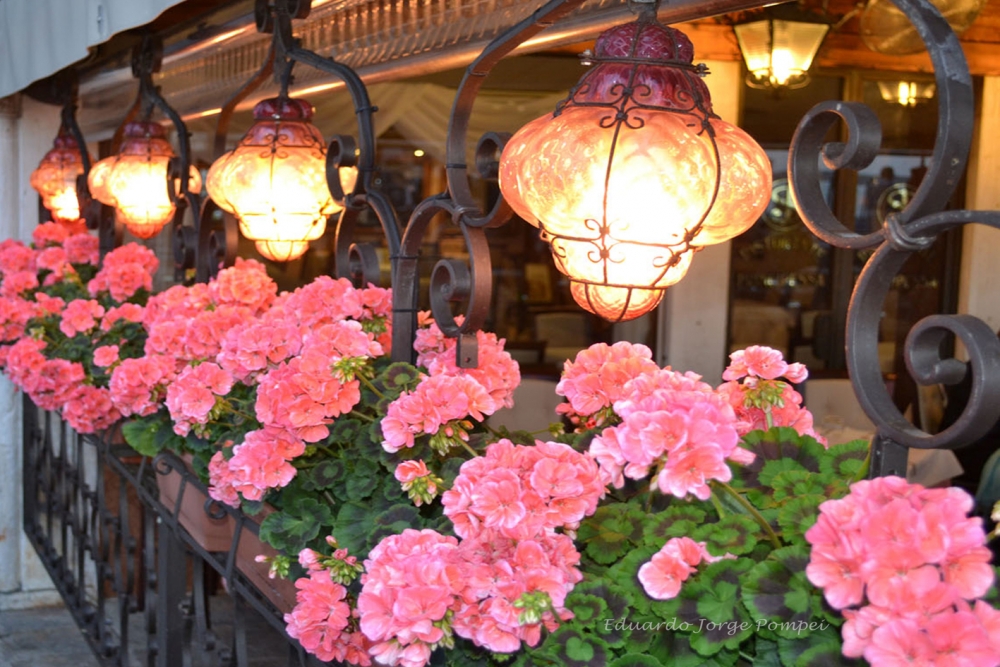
[[729, 148, 835, 368]]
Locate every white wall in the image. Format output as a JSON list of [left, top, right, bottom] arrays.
[[0, 94, 63, 609], [656, 60, 741, 384], [959, 76, 1000, 339]]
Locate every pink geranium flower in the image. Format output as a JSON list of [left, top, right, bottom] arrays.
[[639, 537, 729, 600], [806, 476, 1000, 665]]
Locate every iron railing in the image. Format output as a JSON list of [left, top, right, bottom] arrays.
[[22, 394, 324, 667]]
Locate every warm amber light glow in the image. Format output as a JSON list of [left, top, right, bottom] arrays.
[[89, 122, 200, 239], [877, 80, 935, 107], [206, 96, 357, 262], [733, 17, 829, 90], [500, 20, 771, 322], [30, 127, 84, 224]]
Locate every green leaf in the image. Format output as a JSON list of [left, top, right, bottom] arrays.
[[776, 495, 825, 544], [608, 655, 665, 667], [121, 417, 163, 457], [819, 439, 870, 480], [606, 546, 657, 614], [679, 560, 754, 654], [345, 459, 380, 500], [563, 593, 608, 627], [572, 581, 633, 648], [757, 459, 809, 488], [751, 638, 783, 667], [327, 418, 365, 447], [793, 642, 858, 667], [539, 628, 608, 667], [778, 626, 862, 667], [642, 505, 709, 547], [381, 362, 423, 391], [692, 514, 759, 556], [769, 471, 828, 504], [334, 502, 372, 555], [741, 546, 821, 640], [578, 504, 646, 565], [258, 510, 322, 554], [733, 428, 827, 493], [302, 459, 347, 493]]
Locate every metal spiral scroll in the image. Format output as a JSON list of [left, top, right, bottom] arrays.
[[391, 0, 587, 367], [787, 0, 1000, 476]]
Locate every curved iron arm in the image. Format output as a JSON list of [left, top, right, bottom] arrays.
[[213, 0, 403, 292], [391, 0, 587, 366], [788, 0, 996, 476]]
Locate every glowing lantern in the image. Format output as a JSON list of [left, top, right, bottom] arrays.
[[734, 12, 830, 90], [206, 97, 357, 262], [87, 157, 116, 207], [30, 127, 84, 224], [499, 19, 772, 321], [91, 121, 202, 239]]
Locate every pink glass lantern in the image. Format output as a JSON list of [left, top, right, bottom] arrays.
[[499, 19, 772, 322]]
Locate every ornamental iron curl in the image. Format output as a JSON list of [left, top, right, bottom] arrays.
[[391, 0, 588, 366], [787, 0, 998, 476]]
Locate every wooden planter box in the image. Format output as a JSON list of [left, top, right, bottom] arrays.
[[156, 456, 235, 553], [237, 505, 299, 615]]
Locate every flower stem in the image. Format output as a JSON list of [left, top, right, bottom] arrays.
[[710, 492, 727, 518], [712, 480, 781, 549], [458, 439, 479, 459], [358, 374, 385, 401], [852, 444, 872, 484]]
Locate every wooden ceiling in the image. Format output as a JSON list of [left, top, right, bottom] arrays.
[[674, 0, 1000, 76]]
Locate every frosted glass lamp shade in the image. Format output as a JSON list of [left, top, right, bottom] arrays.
[[30, 127, 84, 224], [500, 20, 771, 322], [206, 97, 358, 262]]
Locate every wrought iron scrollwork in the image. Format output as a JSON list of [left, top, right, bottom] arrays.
[[788, 0, 997, 474], [391, 0, 587, 366]]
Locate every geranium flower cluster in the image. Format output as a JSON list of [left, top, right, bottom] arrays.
[[285, 540, 371, 665], [587, 360, 748, 500], [0, 227, 154, 433], [716, 345, 825, 443], [806, 476, 1000, 666], [382, 325, 520, 454], [350, 440, 604, 667], [555, 340, 660, 428], [179, 275, 392, 505], [108, 259, 277, 435]]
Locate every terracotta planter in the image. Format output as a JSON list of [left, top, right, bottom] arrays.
[[237, 504, 299, 614], [156, 455, 235, 553]]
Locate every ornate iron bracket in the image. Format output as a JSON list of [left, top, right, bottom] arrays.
[[391, 0, 587, 366], [788, 0, 1000, 475], [207, 0, 402, 290]]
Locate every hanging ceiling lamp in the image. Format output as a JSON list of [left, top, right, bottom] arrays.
[[733, 6, 831, 90], [499, 14, 771, 322], [89, 121, 202, 239], [30, 126, 85, 225], [206, 96, 357, 262], [877, 80, 936, 106]]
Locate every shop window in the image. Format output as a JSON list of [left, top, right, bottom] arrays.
[[729, 71, 964, 425]]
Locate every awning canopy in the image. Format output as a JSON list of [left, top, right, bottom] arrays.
[[0, 0, 186, 99]]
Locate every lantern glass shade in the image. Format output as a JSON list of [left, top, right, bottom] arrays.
[[734, 18, 829, 89], [499, 20, 771, 322], [30, 128, 84, 224], [877, 80, 936, 106], [88, 157, 117, 207], [206, 97, 358, 262], [96, 122, 201, 239]]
